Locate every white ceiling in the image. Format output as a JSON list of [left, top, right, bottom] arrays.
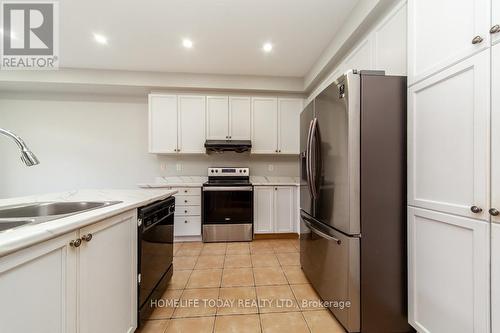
[[59, 0, 359, 77]]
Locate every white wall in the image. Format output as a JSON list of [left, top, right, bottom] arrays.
[[306, 0, 407, 102], [0, 92, 298, 198]]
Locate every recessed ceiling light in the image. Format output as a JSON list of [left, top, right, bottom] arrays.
[[262, 42, 273, 53], [93, 33, 108, 45], [182, 39, 193, 49]]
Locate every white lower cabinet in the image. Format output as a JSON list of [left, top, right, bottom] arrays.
[[254, 186, 297, 234], [408, 207, 490, 333], [171, 187, 202, 237], [493, 223, 500, 333], [0, 210, 138, 333], [0, 232, 78, 333], [78, 211, 137, 333]]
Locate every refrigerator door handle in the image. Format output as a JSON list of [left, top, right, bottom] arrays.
[[305, 119, 314, 198], [301, 214, 341, 245], [309, 118, 319, 199]]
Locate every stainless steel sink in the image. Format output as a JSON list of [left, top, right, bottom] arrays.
[[0, 201, 123, 232]]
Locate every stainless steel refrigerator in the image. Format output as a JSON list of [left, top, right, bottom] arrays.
[[300, 70, 413, 333]]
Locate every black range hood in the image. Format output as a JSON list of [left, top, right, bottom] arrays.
[[204, 140, 251, 153]]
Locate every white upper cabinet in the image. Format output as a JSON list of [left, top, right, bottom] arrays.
[[408, 0, 490, 84], [149, 94, 178, 153], [408, 207, 490, 333], [492, 223, 500, 333], [78, 211, 137, 333], [278, 98, 301, 154], [0, 232, 77, 333], [493, 0, 500, 45], [178, 95, 206, 154], [408, 50, 490, 220], [206, 96, 251, 140], [229, 96, 252, 140], [493, 43, 500, 224], [206, 96, 229, 140], [252, 97, 278, 154]]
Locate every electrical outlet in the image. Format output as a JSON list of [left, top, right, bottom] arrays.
[[268, 164, 274, 172], [176, 163, 182, 172]]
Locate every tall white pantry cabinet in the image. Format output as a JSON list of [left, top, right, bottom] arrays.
[[407, 0, 499, 332]]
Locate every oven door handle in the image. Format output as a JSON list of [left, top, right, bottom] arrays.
[[203, 186, 253, 192]]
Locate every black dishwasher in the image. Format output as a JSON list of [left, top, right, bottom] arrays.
[[137, 196, 175, 324]]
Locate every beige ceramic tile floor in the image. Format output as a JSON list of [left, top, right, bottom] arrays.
[[137, 240, 346, 333]]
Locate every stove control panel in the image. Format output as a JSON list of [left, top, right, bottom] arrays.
[[208, 167, 249, 176]]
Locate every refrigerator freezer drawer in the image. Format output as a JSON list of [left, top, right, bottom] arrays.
[[300, 212, 360, 332]]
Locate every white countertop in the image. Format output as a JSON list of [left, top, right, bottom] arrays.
[[250, 176, 300, 186], [138, 176, 208, 188], [0, 189, 177, 258], [138, 176, 299, 188]]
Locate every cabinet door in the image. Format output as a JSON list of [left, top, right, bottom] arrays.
[[278, 98, 301, 154], [493, 43, 500, 224], [408, 50, 490, 220], [178, 95, 206, 153], [254, 186, 274, 233], [0, 232, 77, 333], [494, 0, 500, 45], [174, 216, 202, 237], [408, 0, 490, 84], [493, 223, 500, 333], [206, 96, 229, 140], [229, 96, 251, 140], [149, 94, 178, 153], [274, 186, 296, 233], [78, 211, 137, 333], [251, 97, 278, 154], [408, 207, 490, 333]]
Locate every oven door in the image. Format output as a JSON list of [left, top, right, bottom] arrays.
[[203, 186, 253, 224]]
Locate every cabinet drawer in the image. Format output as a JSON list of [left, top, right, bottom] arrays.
[[175, 205, 201, 216], [173, 187, 201, 196], [175, 195, 201, 206], [174, 216, 201, 237]]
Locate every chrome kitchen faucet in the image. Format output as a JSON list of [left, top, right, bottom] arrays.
[[0, 128, 40, 166]]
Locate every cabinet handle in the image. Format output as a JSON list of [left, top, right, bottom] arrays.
[[81, 233, 93, 242], [490, 25, 500, 34], [471, 36, 484, 44], [70, 239, 82, 248], [470, 206, 483, 214], [489, 208, 500, 216]]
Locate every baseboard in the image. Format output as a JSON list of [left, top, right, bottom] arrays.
[[254, 233, 299, 240], [174, 236, 202, 242]]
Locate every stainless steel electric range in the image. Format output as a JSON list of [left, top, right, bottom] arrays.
[[202, 167, 253, 242]]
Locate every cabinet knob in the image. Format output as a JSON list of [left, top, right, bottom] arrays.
[[184, 200, 188, 203], [471, 36, 484, 44], [275, 149, 278, 153], [489, 208, 500, 216], [81, 233, 93, 242], [278, 150, 281, 153], [470, 206, 483, 214], [490, 24, 500, 34], [70, 239, 82, 248], [184, 210, 188, 213], [184, 220, 188, 223], [184, 190, 188, 193]]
